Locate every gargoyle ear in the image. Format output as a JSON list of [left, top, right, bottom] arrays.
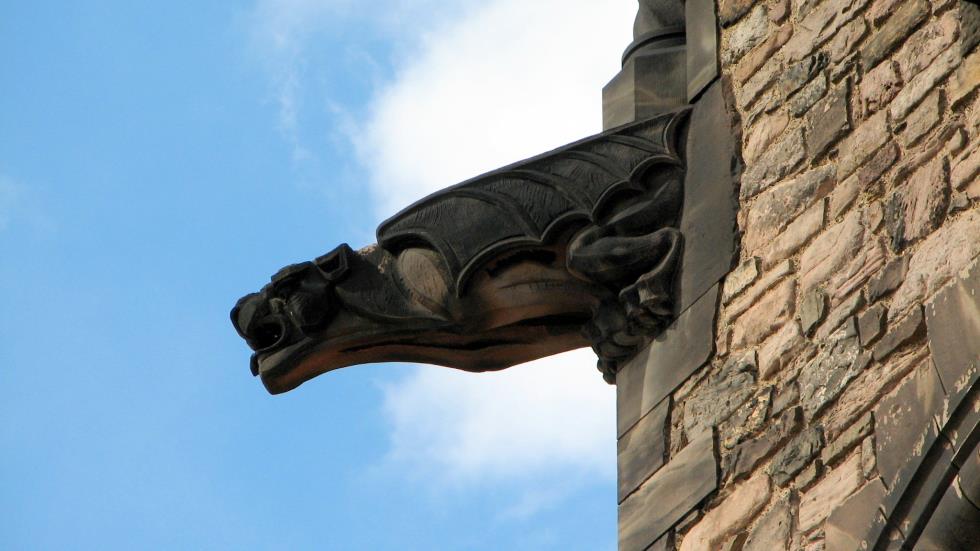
[[314, 243, 354, 282]]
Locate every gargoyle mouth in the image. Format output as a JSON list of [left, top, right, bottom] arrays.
[[252, 313, 591, 395]]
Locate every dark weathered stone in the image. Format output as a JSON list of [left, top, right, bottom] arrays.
[[787, 73, 828, 117], [769, 426, 824, 485], [873, 363, 945, 486], [647, 532, 675, 551], [806, 83, 851, 159], [872, 306, 924, 361], [618, 398, 670, 503], [856, 142, 899, 190], [619, 432, 718, 551], [721, 387, 773, 449], [857, 303, 887, 347], [771, 382, 799, 417], [866, 256, 908, 303], [677, 83, 740, 315], [799, 332, 864, 419], [604, 45, 687, 129], [926, 258, 980, 412], [685, 352, 757, 436], [687, 0, 719, 101], [959, 445, 980, 509], [741, 128, 806, 198], [799, 288, 828, 337], [742, 499, 791, 551], [618, 284, 719, 437], [916, 474, 980, 550], [727, 407, 803, 481], [781, 53, 829, 96], [860, 0, 930, 72], [825, 477, 888, 551], [232, 105, 716, 393]]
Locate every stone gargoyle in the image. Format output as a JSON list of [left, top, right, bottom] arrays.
[[232, 108, 691, 394]]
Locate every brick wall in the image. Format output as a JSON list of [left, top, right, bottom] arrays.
[[617, 1, 980, 549]]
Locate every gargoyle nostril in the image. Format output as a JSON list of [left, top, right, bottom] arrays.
[[247, 318, 286, 351]]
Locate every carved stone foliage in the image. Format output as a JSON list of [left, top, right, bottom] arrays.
[[232, 109, 693, 393]]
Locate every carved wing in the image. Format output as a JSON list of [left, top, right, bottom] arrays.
[[377, 109, 689, 295]]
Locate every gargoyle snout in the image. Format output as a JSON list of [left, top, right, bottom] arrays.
[[231, 293, 288, 353]]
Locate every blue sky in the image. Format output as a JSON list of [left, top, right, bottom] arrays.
[[0, 2, 633, 549]]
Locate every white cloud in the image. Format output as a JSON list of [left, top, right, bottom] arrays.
[[355, 0, 634, 493], [356, 0, 636, 217]]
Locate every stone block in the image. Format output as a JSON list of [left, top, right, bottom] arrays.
[[741, 128, 806, 198], [735, 25, 794, 84], [719, 0, 757, 27], [679, 475, 772, 551], [739, 57, 782, 110], [839, 110, 889, 178], [684, 352, 757, 436], [805, 83, 850, 159], [799, 288, 828, 337], [866, 255, 908, 303], [899, 89, 942, 147], [758, 321, 805, 379], [886, 157, 949, 251], [799, 331, 865, 419], [723, 257, 760, 304], [617, 285, 719, 437], [743, 111, 790, 164], [925, 257, 980, 411], [828, 17, 867, 64], [872, 306, 924, 361], [726, 407, 803, 481], [868, 0, 902, 25], [742, 499, 791, 551], [814, 291, 865, 340], [824, 477, 888, 551], [764, 200, 825, 267], [889, 48, 960, 123], [873, 361, 945, 486], [821, 411, 873, 466], [860, 0, 930, 72], [857, 303, 887, 347], [782, 0, 870, 62], [619, 432, 719, 551], [781, 53, 828, 96], [728, 259, 795, 320], [731, 279, 796, 348], [798, 452, 864, 532], [799, 209, 864, 294], [769, 426, 823, 485], [856, 141, 899, 190], [788, 72, 827, 117], [950, 48, 980, 107], [618, 397, 670, 503], [952, 146, 980, 191], [769, 0, 789, 24], [894, 11, 959, 82], [723, 4, 769, 65], [742, 165, 835, 249], [861, 61, 902, 116]]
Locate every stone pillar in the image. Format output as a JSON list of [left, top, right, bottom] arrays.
[[602, 0, 688, 129]]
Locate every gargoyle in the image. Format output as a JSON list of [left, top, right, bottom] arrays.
[[232, 108, 690, 394]]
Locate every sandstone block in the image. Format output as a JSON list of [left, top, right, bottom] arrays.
[[885, 156, 949, 251], [684, 353, 757, 436], [872, 306, 924, 361], [743, 165, 836, 249], [866, 256, 908, 303], [758, 321, 805, 379], [868, 0, 902, 25], [815, 290, 866, 340], [618, 398, 670, 503], [732, 279, 796, 348], [799, 288, 828, 337], [950, 48, 980, 107], [788, 72, 828, 117], [781, 53, 828, 96], [727, 407, 803, 481], [824, 477, 888, 551], [860, 0, 929, 72], [719, 0, 757, 27], [743, 111, 790, 164], [728, 259, 795, 320], [799, 331, 865, 419], [860, 60, 902, 116], [806, 83, 850, 159], [895, 11, 959, 82], [679, 475, 772, 551], [857, 303, 887, 347], [798, 452, 864, 532], [741, 128, 806, 197], [951, 146, 980, 191], [900, 89, 942, 147], [839, 110, 889, 178], [821, 412, 873, 466], [735, 25, 794, 83], [799, 209, 864, 294], [782, 0, 870, 62], [769, 426, 824, 485], [739, 57, 782, 110], [765, 200, 825, 267], [723, 5, 770, 65], [889, 48, 960, 123], [743, 499, 792, 551], [723, 257, 760, 303], [769, 0, 789, 24]]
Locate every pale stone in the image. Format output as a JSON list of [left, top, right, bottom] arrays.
[[950, 48, 980, 107], [743, 499, 792, 551], [860, 61, 902, 116], [758, 321, 805, 379], [744, 111, 790, 164], [860, 0, 930, 71], [900, 89, 942, 147], [723, 5, 770, 65], [764, 199, 825, 267], [735, 25, 794, 84], [839, 110, 889, 178], [782, 0, 870, 62], [897, 156, 949, 245], [798, 452, 864, 532], [743, 165, 836, 249], [731, 279, 796, 348], [723, 257, 761, 303], [788, 72, 828, 117], [728, 259, 796, 320], [889, 48, 960, 122], [828, 173, 860, 220], [741, 128, 806, 197], [814, 291, 866, 340], [868, 0, 902, 25], [951, 146, 980, 191], [769, 0, 789, 24], [827, 237, 887, 305], [719, 0, 757, 26], [799, 209, 864, 294], [679, 475, 773, 551], [894, 11, 959, 82], [828, 17, 867, 64], [739, 57, 782, 110], [890, 210, 980, 320]]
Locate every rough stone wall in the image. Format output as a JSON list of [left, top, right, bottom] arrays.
[[617, 0, 980, 549]]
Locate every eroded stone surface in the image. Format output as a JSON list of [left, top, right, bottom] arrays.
[[743, 499, 792, 551], [685, 353, 758, 436], [769, 426, 824, 485], [679, 474, 772, 551], [799, 331, 864, 419], [798, 452, 864, 532]]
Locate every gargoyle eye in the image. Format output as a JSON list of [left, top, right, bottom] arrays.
[[314, 243, 353, 282]]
